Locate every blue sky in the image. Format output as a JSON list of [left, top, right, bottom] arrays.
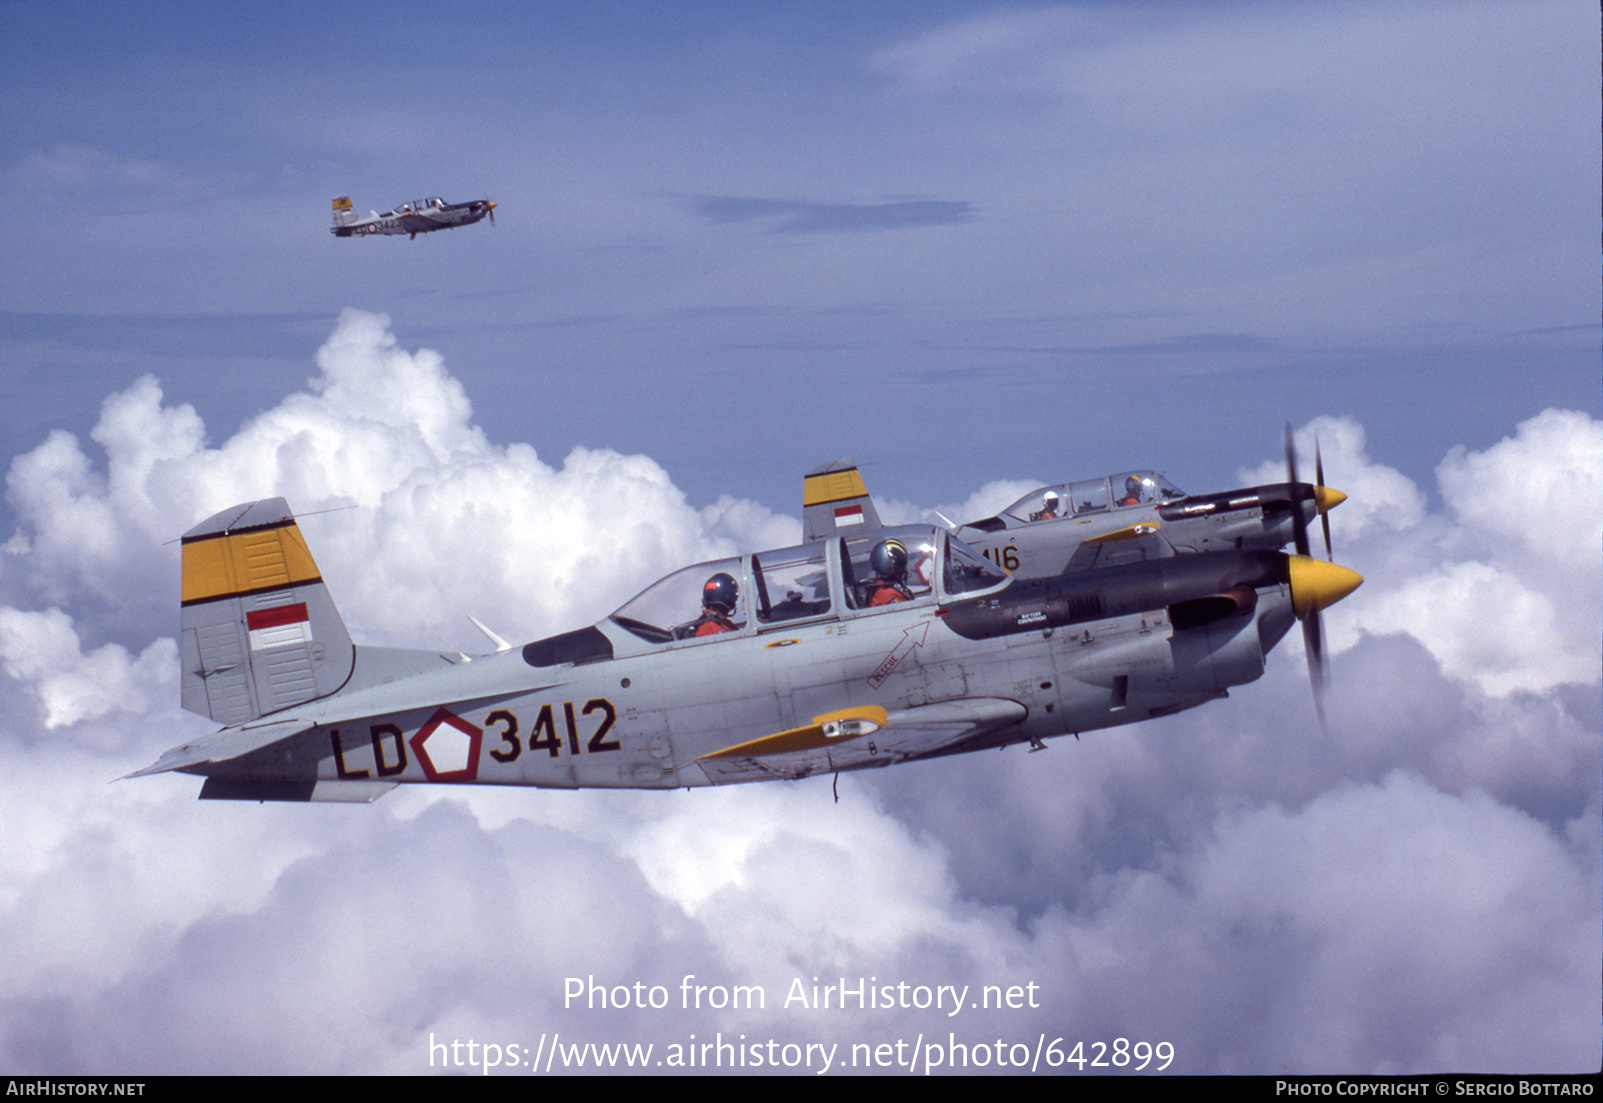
[[1, 0, 1598, 1075], [4, 0, 1595, 510]]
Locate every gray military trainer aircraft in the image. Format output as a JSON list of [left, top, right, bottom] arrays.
[[132, 493, 1360, 802], [330, 195, 497, 239], [803, 431, 1352, 725], [804, 433, 1346, 577]]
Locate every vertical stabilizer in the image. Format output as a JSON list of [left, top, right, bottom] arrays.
[[180, 499, 354, 724], [331, 196, 356, 227], [802, 459, 882, 541]]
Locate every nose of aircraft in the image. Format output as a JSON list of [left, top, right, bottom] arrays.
[[1314, 485, 1347, 513], [1287, 555, 1363, 618]]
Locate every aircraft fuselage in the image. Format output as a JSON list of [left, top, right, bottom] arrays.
[[959, 481, 1336, 578], [330, 196, 496, 238], [189, 545, 1298, 798]]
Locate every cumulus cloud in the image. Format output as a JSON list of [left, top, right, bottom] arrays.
[[0, 608, 174, 738], [1, 309, 793, 649], [1354, 560, 1591, 696], [1050, 771, 1600, 1074], [1436, 407, 1602, 570], [0, 312, 1595, 1074]]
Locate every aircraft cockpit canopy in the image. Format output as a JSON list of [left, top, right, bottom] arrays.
[[377, 199, 446, 218], [1001, 470, 1185, 522], [608, 526, 1008, 645]]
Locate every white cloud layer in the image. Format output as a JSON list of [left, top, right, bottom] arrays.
[[0, 312, 1595, 1074]]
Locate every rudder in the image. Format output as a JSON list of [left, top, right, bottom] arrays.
[[180, 499, 354, 724]]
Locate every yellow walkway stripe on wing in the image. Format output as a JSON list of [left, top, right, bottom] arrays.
[[699, 705, 889, 760]]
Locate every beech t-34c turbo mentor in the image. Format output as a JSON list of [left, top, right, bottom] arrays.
[[330, 195, 496, 239], [802, 431, 1352, 723], [131, 494, 1361, 802], [803, 431, 1347, 579]]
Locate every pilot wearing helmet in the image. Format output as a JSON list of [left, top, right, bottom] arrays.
[[1118, 474, 1154, 507], [1030, 492, 1061, 522], [866, 539, 913, 606], [692, 572, 740, 635]]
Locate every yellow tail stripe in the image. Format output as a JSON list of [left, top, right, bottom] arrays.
[[803, 467, 868, 507], [181, 524, 321, 604]]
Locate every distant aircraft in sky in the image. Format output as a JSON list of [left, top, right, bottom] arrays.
[[330, 195, 497, 240]]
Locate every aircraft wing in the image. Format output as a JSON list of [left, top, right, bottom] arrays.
[[802, 459, 883, 541], [694, 697, 1026, 784], [125, 716, 313, 778], [1061, 522, 1176, 572]]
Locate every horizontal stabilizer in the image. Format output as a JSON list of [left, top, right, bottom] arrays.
[[199, 778, 396, 803], [125, 717, 311, 778], [696, 697, 1025, 783]]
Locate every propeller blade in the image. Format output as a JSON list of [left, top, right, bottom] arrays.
[[1304, 608, 1327, 731], [1285, 424, 1311, 558], [1285, 426, 1358, 731], [1315, 437, 1333, 560]]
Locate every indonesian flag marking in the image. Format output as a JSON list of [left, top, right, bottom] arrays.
[[246, 603, 312, 650], [834, 504, 864, 526]]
